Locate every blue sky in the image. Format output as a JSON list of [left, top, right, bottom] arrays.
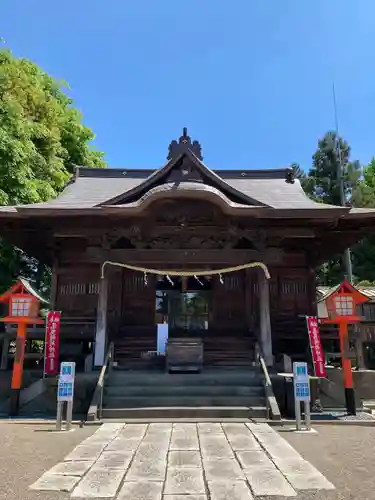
[[1, 1, 374, 171]]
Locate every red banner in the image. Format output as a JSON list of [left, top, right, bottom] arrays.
[[44, 311, 61, 375], [306, 316, 327, 378]]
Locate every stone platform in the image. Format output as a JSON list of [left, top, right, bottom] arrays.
[[30, 422, 334, 498]]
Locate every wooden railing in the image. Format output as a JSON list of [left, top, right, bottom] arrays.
[[255, 342, 281, 421], [87, 342, 114, 421]]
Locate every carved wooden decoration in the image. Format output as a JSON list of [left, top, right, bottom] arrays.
[[167, 128, 203, 160]]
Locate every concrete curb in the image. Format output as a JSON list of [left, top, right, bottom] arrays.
[[1, 416, 375, 427], [264, 418, 375, 427]]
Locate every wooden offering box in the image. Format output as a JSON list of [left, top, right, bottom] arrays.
[[166, 338, 203, 373]]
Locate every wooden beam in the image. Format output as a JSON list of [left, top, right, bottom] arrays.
[[82, 248, 285, 266]]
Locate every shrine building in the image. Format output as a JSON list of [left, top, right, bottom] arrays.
[[1, 129, 375, 372]]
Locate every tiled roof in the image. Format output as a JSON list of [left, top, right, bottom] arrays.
[[317, 285, 375, 301], [6, 163, 341, 212]]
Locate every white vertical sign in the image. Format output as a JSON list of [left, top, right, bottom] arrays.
[[157, 324, 169, 355], [293, 361, 310, 402], [57, 361, 76, 402]]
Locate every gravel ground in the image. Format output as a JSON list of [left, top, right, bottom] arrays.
[[280, 425, 375, 500], [0, 422, 374, 500], [0, 423, 95, 500]]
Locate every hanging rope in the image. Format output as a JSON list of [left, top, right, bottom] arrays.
[[100, 260, 270, 279]]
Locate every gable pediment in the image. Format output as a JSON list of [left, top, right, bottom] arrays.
[[99, 147, 269, 208]]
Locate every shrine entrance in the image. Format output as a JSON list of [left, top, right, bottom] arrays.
[[155, 276, 212, 337]]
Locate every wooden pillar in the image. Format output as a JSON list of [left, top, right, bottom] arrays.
[[94, 276, 108, 367], [354, 324, 366, 370], [244, 270, 252, 330], [10, 322, 27, 416], [0, 334, 10, 370], [259, 270, 273, 366], [50, 260, 59, 310]]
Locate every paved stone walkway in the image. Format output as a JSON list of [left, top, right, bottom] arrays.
[[29, 422, 334, 499]]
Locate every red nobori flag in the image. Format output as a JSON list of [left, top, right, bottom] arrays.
[[44, 311, 61, 375], [306, 316, 327, 378]]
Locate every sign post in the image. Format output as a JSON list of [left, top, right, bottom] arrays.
[[293, 361, 311, 431], [56, 361, 75, 431]]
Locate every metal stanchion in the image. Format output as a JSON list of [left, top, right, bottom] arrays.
[[66, 401, 73, 431], [295, 398, 302, 431], [304, 400, 311, 431], [56, 401, 63, 431], [56, 401, 74, 431]]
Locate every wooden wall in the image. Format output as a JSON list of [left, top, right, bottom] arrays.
[[53, 246, 317, 359], [55, 265, 100, 317], [120, 269, 156, 326], [211, 271, 247, 331]]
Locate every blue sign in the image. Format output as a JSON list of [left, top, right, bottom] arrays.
[[61, 364, 73, 376], [58, 381, 74, 401], [293, 361, 310, 402], [296, 365, 307, 377], [295, 382, 310, 399], [57, 362, 75, 401]]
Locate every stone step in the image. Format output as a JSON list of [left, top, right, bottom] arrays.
[[104, 384, 264, 397], [103, 395, 266, 408], [101, 405, 267, 419], [107, 370, 263, 387]]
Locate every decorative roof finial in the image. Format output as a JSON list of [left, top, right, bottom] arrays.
[[167, 128, 203, 161], [285, 167, 295, 184]]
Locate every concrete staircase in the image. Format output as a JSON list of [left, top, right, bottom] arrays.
[[101, 368, 267, 420]]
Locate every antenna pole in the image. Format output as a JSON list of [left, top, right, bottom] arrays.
[[333, 81, 353, 283]]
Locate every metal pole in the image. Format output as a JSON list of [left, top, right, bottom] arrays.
[[66, 401, 73, 431], [56, 401, 63, 431], [304, 401, 311, 431], [333, 81, 353, 283], [295, 398, 302, 431]]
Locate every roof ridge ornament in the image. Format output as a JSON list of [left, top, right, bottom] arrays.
[[167, 127, 203, 161], [285, 167, 295, 184]]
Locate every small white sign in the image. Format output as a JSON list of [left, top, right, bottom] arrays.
[[293, 361, 310, 402], [157, 324, 169, 355], [57, 362, 76, 402]]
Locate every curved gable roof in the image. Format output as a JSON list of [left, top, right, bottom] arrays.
[[98, 149, 269, 207]]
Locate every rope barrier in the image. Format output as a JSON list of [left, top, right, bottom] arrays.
[[100, 260, 270, 280]]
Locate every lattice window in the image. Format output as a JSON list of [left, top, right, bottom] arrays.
[[332, 296, 354, 316], [11, 297, 33, 317], [59, 282, 100, 296], [361, 303, 375, 321], [88, 282, 100, 294], [123, 274, 144, 292], [281, 281, 307, 295], [224, 275, 240, 291]]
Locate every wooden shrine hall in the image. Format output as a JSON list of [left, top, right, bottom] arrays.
[[1, 128, 375, 371]]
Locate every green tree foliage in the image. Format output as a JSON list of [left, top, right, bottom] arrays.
[[350, 158, 375, 283], [0, 46, 106, 293], [302, 132, 361, 285], [305, 131, 360, 205]]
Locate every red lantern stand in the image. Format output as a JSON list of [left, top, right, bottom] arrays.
[[0, 284, 44, 416], [322, 281, 368, 415]]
